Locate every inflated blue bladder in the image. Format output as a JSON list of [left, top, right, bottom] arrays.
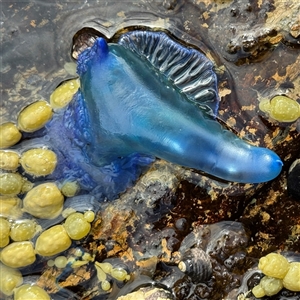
[[23, 31, 283, 198]]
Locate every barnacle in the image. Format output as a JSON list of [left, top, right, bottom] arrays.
[[178, 248, 212, 282]]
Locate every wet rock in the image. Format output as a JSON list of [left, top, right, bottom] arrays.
[[287, 159, 300, 199]]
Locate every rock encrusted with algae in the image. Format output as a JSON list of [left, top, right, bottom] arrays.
[[1, 1, 300, 299]]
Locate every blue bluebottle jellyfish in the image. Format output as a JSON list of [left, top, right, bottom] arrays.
[[17, 31, 282, 199]]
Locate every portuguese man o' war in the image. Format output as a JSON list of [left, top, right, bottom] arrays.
[[14, 31, 282, 199]]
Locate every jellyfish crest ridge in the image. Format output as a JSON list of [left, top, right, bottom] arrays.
[[118, 31, 220, 117]]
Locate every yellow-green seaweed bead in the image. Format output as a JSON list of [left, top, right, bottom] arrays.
[[10, 219, 37, 242], [50, 78, 80, 109], [54, 255, 68, 268], [259, 99, 271, 115], [61, 181, 80, 197], [283, 262, 300, 291], [0, 263, 23, 296], [95, 262, 107, 282], [259, 96, 300, 122], [98, 262, 112, 274], [17, 101, 53, 132], [0, 218, 10, 247], [0, 195, 22, 218], [260, 276, 283, 296], [0, 151, 20, 171], [84, 210, 95, 223], [0, 241, 36, 268], [64, 212, 91, 240], [258, 253, 290, 279], [0, 217, 10, 239], [20, 148, 57, 177], [101, 280, 111, 291], [82, 252, 94, 262], [0, 173, 24, 195], [14, 284, 50, 300], [0, 123, 22, 149], [270, 96, 300, 122], [47, 259, 55, 267], [20, 179, 33, 194], [70, 259, 89, 268], [23, 182, 64, 219], [252, 284, 266, 298], [35, 225, 71, 256], [110, 267, 128, 281], [0, 236, 10, 248]]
